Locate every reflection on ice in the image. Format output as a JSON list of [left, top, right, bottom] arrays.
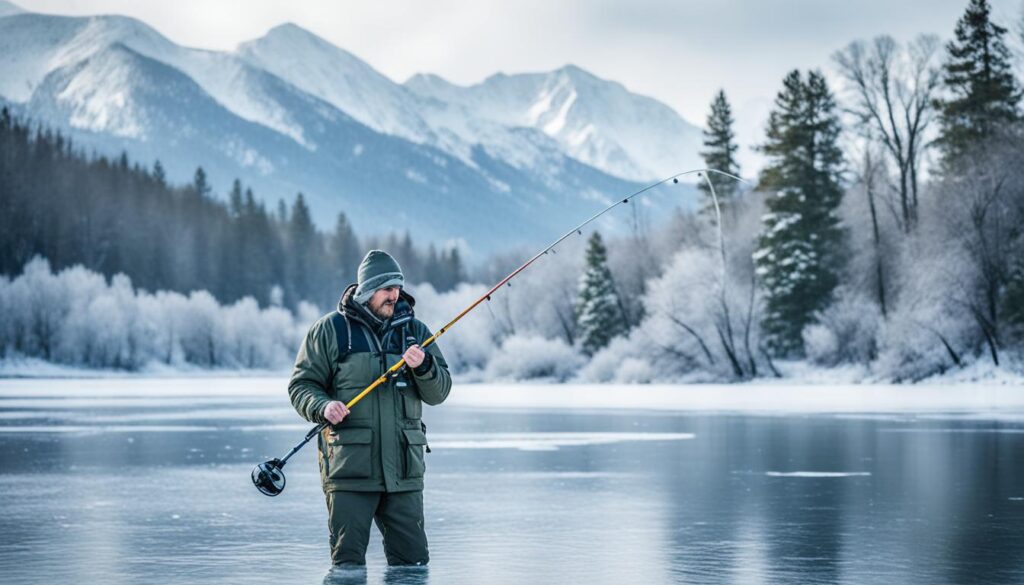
[[430, 431, 695, 451], [0, 424, 223, 433], [879, 428, 1024, 434], [765, 471, 872, 478], [322, 565, 368, 585]]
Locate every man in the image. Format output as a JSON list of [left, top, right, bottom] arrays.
[[288, 250, 452, 567]]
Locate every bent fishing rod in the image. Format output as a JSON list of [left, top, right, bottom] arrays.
[[252, 168, 745, 496]]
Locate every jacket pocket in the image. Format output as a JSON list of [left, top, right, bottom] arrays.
[[327, 427, 373, 480], [402, 428, 427, 479], [399, 384, 422, 420]]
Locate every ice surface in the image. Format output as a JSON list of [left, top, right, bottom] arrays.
[[0, 377, 1022, 584]]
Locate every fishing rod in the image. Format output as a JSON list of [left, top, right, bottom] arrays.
[[252, 168, 746, 496]]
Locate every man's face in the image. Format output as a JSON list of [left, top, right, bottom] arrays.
[[367, 286, 400, 320]]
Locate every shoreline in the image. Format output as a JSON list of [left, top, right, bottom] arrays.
[[1, 376, 1022, 415]]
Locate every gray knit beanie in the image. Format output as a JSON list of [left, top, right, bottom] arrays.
[[354, 250, 404, 304]]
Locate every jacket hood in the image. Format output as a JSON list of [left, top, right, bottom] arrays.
[[338, 283, 416, 331]]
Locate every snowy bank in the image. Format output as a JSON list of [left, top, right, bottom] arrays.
[[0, 377, 1022, 414], [0, 356, 291, 379]]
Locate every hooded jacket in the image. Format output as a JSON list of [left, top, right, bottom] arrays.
[[287, 283, 452, 493]]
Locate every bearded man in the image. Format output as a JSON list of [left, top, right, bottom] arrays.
[[288, 250, 452, 566]]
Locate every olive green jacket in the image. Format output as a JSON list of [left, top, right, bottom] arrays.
[[288, 284, 452, 493]]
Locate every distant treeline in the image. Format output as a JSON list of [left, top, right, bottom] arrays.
[[0, 107, 466, 311]]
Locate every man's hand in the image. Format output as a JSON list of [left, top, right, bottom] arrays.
[[403, 344, 425, 369], [322, 401, 350, 425]]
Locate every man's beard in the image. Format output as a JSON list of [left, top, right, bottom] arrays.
[[368, 298, 395, 321]]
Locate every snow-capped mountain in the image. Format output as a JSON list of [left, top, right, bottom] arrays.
[[0, 12, 320, 146], [235, 23, 436, 149], [0, 2, 702, 253], [235, 24, 703, 182], [238, 24, 703, 182], [406, 67, 703, 182]]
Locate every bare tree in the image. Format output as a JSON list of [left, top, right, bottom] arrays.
[[834, 35, 941, 232], [848, 139, 890, 317]]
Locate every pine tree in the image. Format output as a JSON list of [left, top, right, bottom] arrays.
[[575, 232, 626, 355], [152, 160, 166, 187], [275, 199, 288, 224], [192, 167, 210, 199], [186, 166, 214, 291], [699, 89, 741, 210], [754, 70, 845, 357], [331, 212, 361, 288], [936, 0, 1022, 163], [447, 248, 465, 288], [287, 193, 318, 306], [228, 179, 243, 218], [423, 244, 441, 289]]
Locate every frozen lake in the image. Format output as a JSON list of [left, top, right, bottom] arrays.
[[0, 378, 1022, 584]]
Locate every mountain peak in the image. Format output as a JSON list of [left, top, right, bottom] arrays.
[[555, 63, 587, 77], [262, 22, 323, 44], [238, 21, 373, 74], [243, 21, 349, 57], [404, 72, 461, 94]]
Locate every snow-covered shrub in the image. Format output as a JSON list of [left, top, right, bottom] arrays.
[[484, 335, 584, 381], [874, 241, 978, 381], [178, 290, 225, 366], [640, 245, 764, 380], [6, 257, 73, 360], [577, 336, 645, 382], [46, 264, 108, 364], [0, 274, 11, 357], [223, 297, 267, 368], [0, 257, 317, 370], [613, 357, 655, 383], [803, 288, 882, 366]]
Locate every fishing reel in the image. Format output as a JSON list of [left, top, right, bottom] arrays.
[[252, 458, 287, 496]]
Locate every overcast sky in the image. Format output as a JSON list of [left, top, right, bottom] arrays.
[[16, 0, 1024, 171]]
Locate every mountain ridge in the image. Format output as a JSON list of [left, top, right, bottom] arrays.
[[0, 7, 701, 254]]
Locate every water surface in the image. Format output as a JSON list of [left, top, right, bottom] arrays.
[[0, 380, 1021, 584]]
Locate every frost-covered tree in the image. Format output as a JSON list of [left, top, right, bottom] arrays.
[[834, 35, 941, 231], [575, 232, 626, 355], [0, 258, 310, 370], [931, 138, 1024, 366], [618, 189, 769, 381], [935, 0, 1022, 164], [839, 140, 905, 320], [1006, 259, 1024, 341], [875, 239, 977, 380], [754, 70, 846, 357], [699, 90, 741, 208]]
